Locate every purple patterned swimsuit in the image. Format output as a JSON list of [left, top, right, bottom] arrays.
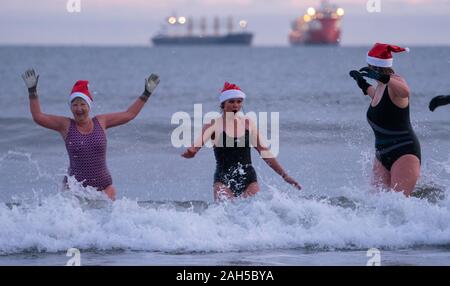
[[64, 117, 112, 191]]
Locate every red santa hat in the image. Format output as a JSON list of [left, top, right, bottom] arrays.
[[219, 82, 246, 103], [367, 43, 409, 68], [69, 80, 93, 107]]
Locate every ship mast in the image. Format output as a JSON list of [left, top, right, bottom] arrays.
[[200, 17, 207, 36], [227, 16, 233, 34], [213, 17, 220, 36], [187, 17, 193, 36]]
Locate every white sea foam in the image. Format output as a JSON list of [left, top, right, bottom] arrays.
[[1, 174, 449, 255]]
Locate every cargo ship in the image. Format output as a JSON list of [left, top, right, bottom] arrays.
[[151, 16, 253, 46], [289, 0, 344, 45]]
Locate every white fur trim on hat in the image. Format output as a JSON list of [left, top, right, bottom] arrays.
[[367, 55, 393, 68], [220, 90, 246, 103], [69, 92, 92, 108]]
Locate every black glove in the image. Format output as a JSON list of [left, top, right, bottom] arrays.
[[429, 95, 450, 111], [359, 67, 390, 84], [349, 70, 371, 95]]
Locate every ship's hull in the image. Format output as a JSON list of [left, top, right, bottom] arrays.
[[289, 18, 341, 46], [152, 32, 253, 46]]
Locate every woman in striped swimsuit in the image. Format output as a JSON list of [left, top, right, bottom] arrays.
[[21, 69, 160, 200]]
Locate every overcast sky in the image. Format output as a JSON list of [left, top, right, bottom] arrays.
[[1, 0, 450, 46]]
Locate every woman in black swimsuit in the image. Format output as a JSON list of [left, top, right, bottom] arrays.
[[182, 82, 301, 201], [349, 43, 421, 197]]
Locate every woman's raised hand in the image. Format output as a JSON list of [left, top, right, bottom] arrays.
[[21, 68, 39, 92], [143, 73, 160, 96]]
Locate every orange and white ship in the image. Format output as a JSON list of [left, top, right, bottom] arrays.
[[289, 0, 344, 46]]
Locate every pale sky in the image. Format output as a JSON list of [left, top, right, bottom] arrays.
[[1, 0, 450, 46]]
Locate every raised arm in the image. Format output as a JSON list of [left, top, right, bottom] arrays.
[[349, 70, 374, 99], [22, 69, 69, 134], [249, 119, 302, 190], [359, 67, 409, 99], [387, 75, 410, 98], [366, 86, 376, 99], [181, 121, 216, 158], [429, 95, 450, 111], [97, 74, 160, 129]]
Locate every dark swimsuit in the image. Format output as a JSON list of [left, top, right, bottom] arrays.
[[213, 125, 258, 197], [366, 86, 421, 171]]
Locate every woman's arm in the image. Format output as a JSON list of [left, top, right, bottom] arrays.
[[22, 69, 69, 133], [349, 70, 374, 99], [250, 119, 302, 190], [181, 121, 216, 158], [429, 95, 450, 111], [388, 75, 410, 99], [366, 86, 376, 99], [97, 74, 160, 129], [97, 97, 147, 129], [359, 68, 409, 99]]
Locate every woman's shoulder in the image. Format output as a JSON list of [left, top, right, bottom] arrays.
[[390, 73, 408, 84], [94, 115, 108, 130], [61, 117, 73, 129]]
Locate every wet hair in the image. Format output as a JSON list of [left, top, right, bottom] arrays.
[[368, 64, 395, 75]]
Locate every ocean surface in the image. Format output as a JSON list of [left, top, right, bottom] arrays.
[[0, 46, 449, 265]]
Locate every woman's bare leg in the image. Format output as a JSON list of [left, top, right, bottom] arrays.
[[213, 182, 235, 202], [241, 182, 260, 198], [390, 154, 420, 197], [103, 185, 116, 201], [372, 158, 391, 190]]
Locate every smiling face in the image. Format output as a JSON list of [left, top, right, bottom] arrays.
[[222, 98, 243, 114], [70, 97, 90, 122]]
